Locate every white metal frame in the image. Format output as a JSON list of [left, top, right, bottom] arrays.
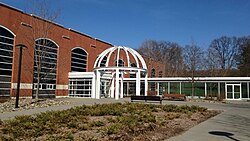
[[71, 47, 88, 72], [33, 38, 58, 96], [0, 25, 15, 96], [68, 72, 94, 98], [225, 83, 242, 100], [135, 77, 250, 100], [94, 46, 148, 100]]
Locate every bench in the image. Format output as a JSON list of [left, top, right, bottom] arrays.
[[162, 93, 186, 101], [131, 96, 162, 104]]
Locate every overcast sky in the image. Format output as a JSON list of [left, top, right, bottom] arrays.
[[2, 0, 250, 49]]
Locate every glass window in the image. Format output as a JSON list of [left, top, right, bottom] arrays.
[[32, 39, 58, 98], [68, 78, 92, 97], [71, 48, 87, 72], [0, 26, 14, 96], [151, 69, 155, 77]]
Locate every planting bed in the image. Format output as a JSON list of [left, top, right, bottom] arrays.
[[0, 103, 220, 141], [0, 98, 71, 113]]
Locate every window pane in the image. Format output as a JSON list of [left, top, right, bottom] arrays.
[[33, 39, 58, 98], [71, 48, 87, 72], [0, 27, 14, 38], [0, 26, 14, 96], [68, 78, 92, 97]]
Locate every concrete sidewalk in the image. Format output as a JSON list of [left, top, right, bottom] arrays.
[[166, 101, 250, 141], [1, 98, 249, 140]]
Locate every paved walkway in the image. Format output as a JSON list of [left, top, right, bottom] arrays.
[[0, 98, 250, 141], [166, 101, 250, 141]]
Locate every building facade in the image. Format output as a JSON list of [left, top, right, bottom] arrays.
[[0, 3, 166, 98]]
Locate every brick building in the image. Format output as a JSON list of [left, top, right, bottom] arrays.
[[0, 3, 165, 98]]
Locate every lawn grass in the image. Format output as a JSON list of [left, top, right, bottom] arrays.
[[0, 102, 216, 141]]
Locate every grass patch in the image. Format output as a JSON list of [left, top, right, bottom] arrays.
[[0, 102, 218, 140]]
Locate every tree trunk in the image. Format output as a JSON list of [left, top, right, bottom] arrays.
[[35, 63, 41, 99]]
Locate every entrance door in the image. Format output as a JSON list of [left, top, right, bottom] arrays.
[[226, 84, 241, 100]]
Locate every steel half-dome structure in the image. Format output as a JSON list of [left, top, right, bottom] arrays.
[[94, 46, 148, 100]]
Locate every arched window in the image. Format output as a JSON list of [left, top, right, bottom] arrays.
[[150, 68, 156, 91], [151, 68, 156, 77], [0, 26, 14, 96], [71, 48, 87, 72], [159, 71, 163, 77], [33, 38, 58, 98]]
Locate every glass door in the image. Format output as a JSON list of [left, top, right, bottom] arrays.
[[226, 84, 241, 100], [226, 85, 233, 99], [234, 85, 241, 99]]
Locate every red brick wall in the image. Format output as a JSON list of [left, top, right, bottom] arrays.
[[0, 3, 165, 97], [0, 4, 112, 97], [144, 57, 166, 77]]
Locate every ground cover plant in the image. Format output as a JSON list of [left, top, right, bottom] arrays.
[[0, 103, 219, 140]]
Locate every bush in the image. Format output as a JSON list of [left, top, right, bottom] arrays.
[[89, 121, 105, 127], [105, 124, 121, 135], [0, 102, 208, 140]]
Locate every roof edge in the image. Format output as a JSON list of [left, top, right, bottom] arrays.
[[0, 2, 113, 46]]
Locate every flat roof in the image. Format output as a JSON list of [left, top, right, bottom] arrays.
[[123, 77, 250, 82]]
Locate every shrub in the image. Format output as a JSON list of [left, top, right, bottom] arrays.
[[0, 102, 209, 140], [105, 124, 121, 135], [77, 124, 89, 130], [89, 121, 105, 127], [162, 104, 178, 112]]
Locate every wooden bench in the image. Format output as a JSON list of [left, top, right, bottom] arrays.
[[162, 93, 186, 101], [131, 96, 162, 104]]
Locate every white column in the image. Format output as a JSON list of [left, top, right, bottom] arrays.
[[127, 82, 129, 96], [168, 82, 170, 94], [157, 82, 160, 96], [205, 82, 207, 97], [218, 82, 220, 99], [144, 73, 148, 96], [115, 69, 119, 100], [120, 73, 124, 98], [247, 82, 249, 99], [180, 82, 182, 94], [240, 82, 242, 99], [111, 78, 114, 98], [225, 83, 228, 100], [95, 71, 101, 99], [92, 72, 96, 98], [136, 70, 141, 96]]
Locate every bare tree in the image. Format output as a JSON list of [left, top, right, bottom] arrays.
[[208, 36, 239, 76], [205, 50, 221, 76], [163, 42, 184, 77], [184, 41, 204, 99], [23, 0, 60, 99], [137, 40, 185, 77], [237, 36, 250, 76], [137, 40, 163, 61]]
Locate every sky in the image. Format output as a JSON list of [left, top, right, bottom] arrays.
[[1, 0, 250, 49]]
